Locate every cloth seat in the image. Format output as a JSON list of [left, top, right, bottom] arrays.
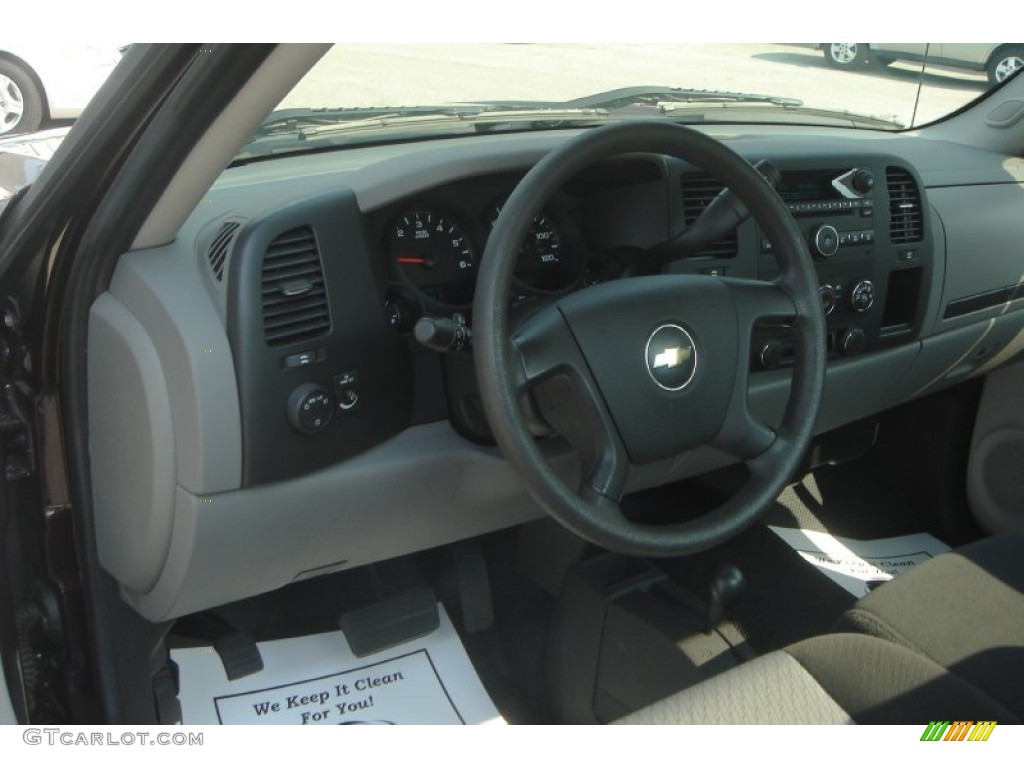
[[838, 532, 1024, 719], [617, 534, 1024, 725], [615, 632, 1018, 725]]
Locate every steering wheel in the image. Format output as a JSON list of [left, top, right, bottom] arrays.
[[473, 121, 826, 557]]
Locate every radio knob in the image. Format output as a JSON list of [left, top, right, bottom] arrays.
[[810, 224, 840, 259], [838, 328, 867, 356], [287, 383, 333, 434], [852, 169, 875, 194], [849, 279, 876, 313]]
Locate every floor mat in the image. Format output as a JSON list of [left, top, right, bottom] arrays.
[[764, 461, 928, 539], [171, 605, 503, 725], [768, 527, 950, 598]]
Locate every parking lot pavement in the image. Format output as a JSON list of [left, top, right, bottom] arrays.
[[280, 44, 985, 129]]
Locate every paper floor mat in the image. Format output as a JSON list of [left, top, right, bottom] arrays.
[[768, 527, 951, 598], [171, 605, 503, 725]]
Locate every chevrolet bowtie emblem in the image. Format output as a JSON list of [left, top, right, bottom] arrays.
[[652, 346, 692, 369], [645, 324, 698, 391]]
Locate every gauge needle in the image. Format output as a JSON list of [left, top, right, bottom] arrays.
[[397, 257, 427, 265]]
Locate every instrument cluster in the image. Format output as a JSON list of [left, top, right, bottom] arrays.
[[374, 174, 598, 321]]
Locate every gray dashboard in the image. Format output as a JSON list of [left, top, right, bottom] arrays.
[[87, 125, 1024, 621]]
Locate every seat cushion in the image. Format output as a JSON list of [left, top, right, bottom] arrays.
[[615, 633, 1017, 725], [839, 532, 1024, 719], [613, 645, 853, 725]]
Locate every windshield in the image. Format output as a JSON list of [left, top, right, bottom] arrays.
[[237, 43, 1017, 161]]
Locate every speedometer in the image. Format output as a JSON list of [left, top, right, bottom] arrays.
[[390, 209, 476, 307], [488, 203, 578, 292]]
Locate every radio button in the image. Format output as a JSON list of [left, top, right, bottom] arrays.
[[812, 224, 840, 258]]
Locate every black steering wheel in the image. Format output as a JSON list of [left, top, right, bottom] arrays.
[[473, 122, 825, 557]]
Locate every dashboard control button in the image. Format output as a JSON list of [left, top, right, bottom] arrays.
[[287, 383, 333, 434], [414, 313, 472, 352], [284, 351, 316, 369], [338, 388, 359, 411], [384, 296, 413, 333], [819, 284, 837, 316], [852, 169, 875, 194], [811, 224, 840, 259], [333, 371, 360, 414], [838, 328, 867, 356], [850, 280, 876, 313]]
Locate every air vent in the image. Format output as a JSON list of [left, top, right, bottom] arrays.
[[886, 167, 924, 244], [206, 220, 240, 282], [260, 226, 331, 347], [679, 173, 738, 258]]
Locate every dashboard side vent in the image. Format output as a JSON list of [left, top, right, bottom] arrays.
[[206, 220, 241, 282], [679, 173, 738, 258], [886, 167, 924, 244], [260, 226, 331, 347]]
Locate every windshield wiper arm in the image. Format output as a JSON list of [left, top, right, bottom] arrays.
[[554, 86, 903, 129], [260, 107, 615, 141], [250, 106, 480, 138]]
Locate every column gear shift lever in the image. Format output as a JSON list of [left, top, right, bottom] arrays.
[[705, 564, 745, 634]]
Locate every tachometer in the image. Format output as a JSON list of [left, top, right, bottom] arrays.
[[390, 209, 477, 307]]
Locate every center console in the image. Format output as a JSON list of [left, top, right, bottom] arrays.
[[748, 161, 931, 370]]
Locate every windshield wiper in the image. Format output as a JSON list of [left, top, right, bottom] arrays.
[[557, 85, 804, 110], [249, 87, 802, 140], [563, 86, 900, 128], [236, 107, 617, 160], [249, 106, 477, 138], [238, 85, 899, 163]]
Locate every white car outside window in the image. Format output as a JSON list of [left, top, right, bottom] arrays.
[[0, 44, 122, 135]]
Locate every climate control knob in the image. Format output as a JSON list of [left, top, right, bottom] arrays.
[[838, 328, 867, 356], [810, 225, 840, 259], [849, 280, 876, 313], [287, 383, 333, 434], [819, 284, 837, 316]]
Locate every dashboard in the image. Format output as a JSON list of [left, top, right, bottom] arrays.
[[86, 125, 1024, 621]]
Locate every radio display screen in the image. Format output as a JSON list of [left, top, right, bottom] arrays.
[[777, 170, 845, 202]]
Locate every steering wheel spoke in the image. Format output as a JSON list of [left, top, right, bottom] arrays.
[[713, 398, 777, 463], [710, 277, 795, 462], [512, 306, 630, 502], [724, 277, 798, 331]]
